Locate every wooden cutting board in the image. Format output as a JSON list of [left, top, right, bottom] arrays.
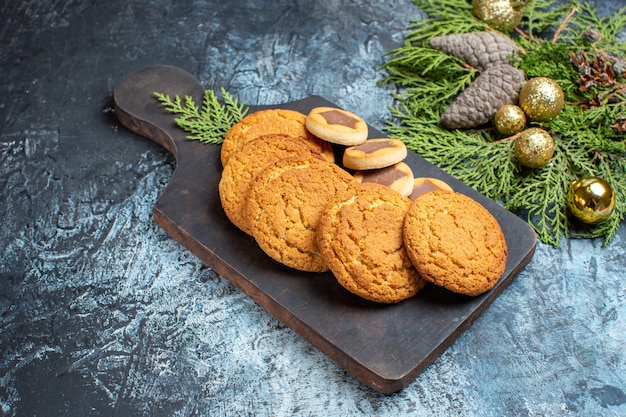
[[113, 65, 537, 394]]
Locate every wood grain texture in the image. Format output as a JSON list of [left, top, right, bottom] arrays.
[[113, 65, 537, 393]]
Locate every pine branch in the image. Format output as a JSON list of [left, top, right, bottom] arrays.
[[154, 88, 248, 144], [561, 1, 626, 56], [407, 0, 485, 43], [520, 0, 570, 37]]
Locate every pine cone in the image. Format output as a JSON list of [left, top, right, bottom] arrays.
[[441, 64, 525, 129], [581, 27, 602, 45], [429, 31, 521, 71]]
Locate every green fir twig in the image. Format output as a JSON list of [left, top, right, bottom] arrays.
[[154, 88, 248, 144]]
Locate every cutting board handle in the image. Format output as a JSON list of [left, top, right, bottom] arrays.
[[113, 65, 206, 158]]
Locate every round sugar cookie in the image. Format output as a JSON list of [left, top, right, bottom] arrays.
[[219, 134, 322, 235], [305, 107, 368, 146], [353, 161, 414, 197], [403, 191, 508, 296], [316, 183, 426, 303], [342, 138, 407, 170], [245, 155, 356, 272], [221, 108, 334, 166], [409, 177, 454, 201]]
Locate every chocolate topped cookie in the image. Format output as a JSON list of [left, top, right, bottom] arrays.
[[353, 161, 414, 197], [305, 106, 368, 146], [409, 177, 454, 201], [343, 138, 407, 170]]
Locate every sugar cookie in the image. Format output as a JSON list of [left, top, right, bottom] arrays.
[[317, 183, 426, 303], [221, 108, 334, 166], [245, 155, 356, 272], [403, 191, 508, 296], [219, 134, 321, 235]]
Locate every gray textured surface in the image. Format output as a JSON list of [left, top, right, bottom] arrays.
[[1, 1, 625, 416]]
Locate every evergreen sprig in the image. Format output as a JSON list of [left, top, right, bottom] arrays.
[[560, 1, 626, 57], [154, 88, 248, 144], [381, 0, 626, 246]]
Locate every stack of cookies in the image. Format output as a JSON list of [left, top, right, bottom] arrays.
[[306, 106, 454, 201], [218, 106, 508, 303]]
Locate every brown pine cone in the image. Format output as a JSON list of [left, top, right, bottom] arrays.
[[429, 31, 521, 71], [441, 64, 525, 129]]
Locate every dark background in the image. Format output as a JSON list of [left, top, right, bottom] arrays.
[[2, 1, 626, 416]]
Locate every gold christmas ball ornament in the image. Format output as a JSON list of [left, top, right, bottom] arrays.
[[494, 104, 526, 135], [567, 177, 616, 224], [472, 0, 526, 32], [518, 77, 565, 122], [513, 127, 554, 168]]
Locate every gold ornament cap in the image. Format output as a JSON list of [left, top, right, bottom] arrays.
[[494, 104, 526, 135], [567, 177, 616, 224], [519, 77, 565, 122], [513, 127, 554, 168], [472, 0, 525, 32]]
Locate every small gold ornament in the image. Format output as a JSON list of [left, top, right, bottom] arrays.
[[567, 177, 616, 224], [518, 77, 565, 122], [494, 104, 526, 135], [472, 0, 526, 32], [513, 127, 554, 168]]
